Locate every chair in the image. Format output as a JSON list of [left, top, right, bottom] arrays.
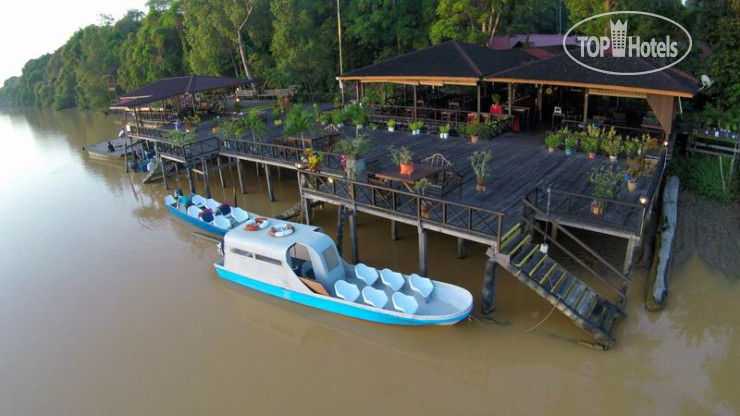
[[205, 198, 220, 210], [362, 286, 389, 308], [217, 203, 232, 217], [380, 269, 405, 291], [214, 215, 231, 230], [355, 263, 379, 285], [187, 206, 201, 219], [365, 160, 381, 175], [409, 274, 434, 299], [392, 292, 419, 315], [420, 153, 453, 171], [192, 195, 207, 208], [231, 207, 249, 222], [335, 280, 360, 302], [441, 171, 464, 198], [164, 195, 176, 206]]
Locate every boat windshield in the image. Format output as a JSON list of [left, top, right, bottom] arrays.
[[321, 246, 340, 272]]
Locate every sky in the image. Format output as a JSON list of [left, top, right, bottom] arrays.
[[0, 0, 148, 83]]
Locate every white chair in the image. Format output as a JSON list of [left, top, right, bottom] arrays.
[[164, 195, 176, 206], [409, 274, 434, 299], [392, 292, 419, 315], [355, 263, 379, 286], [231, 207, 249, 222], [214, 215, 231, 230], [192, 195, 206, 208], [362, 286, 389, 308], [187, 205, 201, 219], [334, 280, 360, 302], [205, 198, 220, 210], [380, 269, 405, 291]]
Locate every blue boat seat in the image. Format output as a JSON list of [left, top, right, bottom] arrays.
[[187, 205, 201, 219], [380, 269, 405, 291], [164, 195, 176, 206], [362, 286, 389, 308], [409, 274, 434, 299], [334, 280, 360, 302], [206, 198, 220, 210], [214, 215, 231, 230], [392, 292, 419, 315], [231, 207, 249, 222], [191, 195, 207, 208], [355, 263, 379, 286]]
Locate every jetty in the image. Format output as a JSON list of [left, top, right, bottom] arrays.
[[112, 42, 698, 349]]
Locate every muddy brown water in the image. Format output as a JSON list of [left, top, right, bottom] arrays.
[[0, 108, 737, 415]]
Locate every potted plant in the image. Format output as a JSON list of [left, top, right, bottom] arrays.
[[414, 178, 433, 218], [582, 124, 600, 158], [317, 112, 331, 125], [601, 128, 622, 162], [410, 121, 424, 135], [464, 122, 489, 144], [564, 135, 579, 156], [303, 147, 323, 172], [589, 166, 622, 216], [346, 103, 369, 129], [165, 130, 197, 146], [439, 124, 451, 139], [332, 134, 373, 179], [390, 146, 414, 175], [283, 105, 317, 149], [625, 157, 651, 192], [469, 150, 493, 192], [637, 133, 654, 155], [545, 131, 563, 152], [183, 115, 201, 130], [332, 109, 347, 127], [387, 119, 396, 132]]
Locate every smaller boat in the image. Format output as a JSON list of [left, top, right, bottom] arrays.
[[214, 215, 473, 325], [164, 191, 249, 236]]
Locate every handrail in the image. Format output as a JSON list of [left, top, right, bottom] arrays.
[[217, 137, 345, 171], [300, 170, 506, 247], [522, 196, 629, 284]]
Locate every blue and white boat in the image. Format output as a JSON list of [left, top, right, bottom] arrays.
[[214, 216, 474, 325], [164, 193, 249, 236]]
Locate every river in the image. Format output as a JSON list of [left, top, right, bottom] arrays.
[[0, 108, 737, 415]]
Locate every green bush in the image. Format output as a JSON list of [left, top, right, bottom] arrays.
[[669, 155, 739, 203]]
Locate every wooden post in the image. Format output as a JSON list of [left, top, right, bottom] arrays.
[[583, 89, 589, 123], [216, 156, 226, 188], [124, 143, 129, 172], [349, 209, 359, 263], [202, 159, 211, 198], [481, 258, 499, 314], [160, 158, 168, 190], [187, 167, 196, 194], [336, 205, 345, 256], [303, 196, 313, 225], [623, 238, 637, 275], [413, 85, 417, 118], [537, 84, 543, 122], [356, 81, 360, 102], [508, 83, 513, 116], [476, 83, 481, 117], [236, 158, 246, 194], [264, 163, 275, 202], [457, 238, 467, 259], [418, 224, 428, 276], [391, 220, 399, 241]]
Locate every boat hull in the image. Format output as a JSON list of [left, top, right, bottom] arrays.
[[215, 263, 472, 326], [167, 205, 228, 236]]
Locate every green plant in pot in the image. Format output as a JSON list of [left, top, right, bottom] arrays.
[[638, 133, 655, 155], [469, 150, 493, 192], [583, 124, 601, 158], [183, 115, 201, 130], [545, 131, 563, 152], [165, 130, 197, 146], [345, 103, 369, 129], [332, 109, 347, 127], [464, 122, 489, 144], [439, 124, 451, 139], [414, 178, 433, 218], [625, 156, 651, 192], [332, 134, 373, 179], [564, 135, 579, 155], [601, 128, 622, 161], [387, 119, 396, 132], [589, 166, 622, 216], [283, 105, 317, 149], [390, 146, 414, 175], [303, 147, 323, 173], [409, 121, 424, 135], [317, 112, 331, 125]]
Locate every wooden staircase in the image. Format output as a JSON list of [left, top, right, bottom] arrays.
[[494, 224, 626, 348]]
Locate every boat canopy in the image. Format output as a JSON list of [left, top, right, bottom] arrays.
[[224, 220, 329, 259]]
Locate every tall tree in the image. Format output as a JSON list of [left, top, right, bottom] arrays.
[[430, 0, 508, 46]]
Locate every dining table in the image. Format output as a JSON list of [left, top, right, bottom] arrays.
[[373, 165, 442, 192]]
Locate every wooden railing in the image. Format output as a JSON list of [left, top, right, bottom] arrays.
[[561, 120, 666, 141], [300, 171, 505, 247], [217, 137, 345, 171]]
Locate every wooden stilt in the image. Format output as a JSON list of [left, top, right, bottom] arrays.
[[187, 167, 196, 194], [391, 220, 399, 241], [481, 258, 499, 314], [236, 158, 245, 194], [203, 159, 211, 198], [217, 156, 226, 188], [418, 224, 428, 276], [303, 196, 313, 225], [277, 167, 282, 181], [349, 210, 359, 263], [623, 238, 637, 275], [457, 238, 467, 259], [264, 164, 275, 202], [336, 205, 345, 257], [551, 222, 559, 240], [124, 143, 129, 172], [161, 158, 168, 190]]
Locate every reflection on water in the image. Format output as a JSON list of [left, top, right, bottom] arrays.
[[0, 108, 737, 415]]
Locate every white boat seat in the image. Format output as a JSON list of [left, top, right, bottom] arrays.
[[164, 195, 176, 206], [355, 263, 379, 286], [392, 292, 419, 315], [409, 274, 434, 299], [214, 215, 231, 230], [231, 207, 249, 222], [192, 195, 207, 208], [205, 198, 220, 210], [186, 205, 201, 218], [362, 286, 389, 308], [380, 269, 405, 291], [334, 280, 360, 302]]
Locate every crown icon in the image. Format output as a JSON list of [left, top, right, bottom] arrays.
[[610, 19, 627, 57]]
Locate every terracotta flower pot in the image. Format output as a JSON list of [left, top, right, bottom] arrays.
[[627, 180, 637, 192], [476, 178, 486, 192], [471, 135, 480, 144], [588, 152, 596, 159], [591, 200, 605, 216], [400, 162, 414, 175]]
